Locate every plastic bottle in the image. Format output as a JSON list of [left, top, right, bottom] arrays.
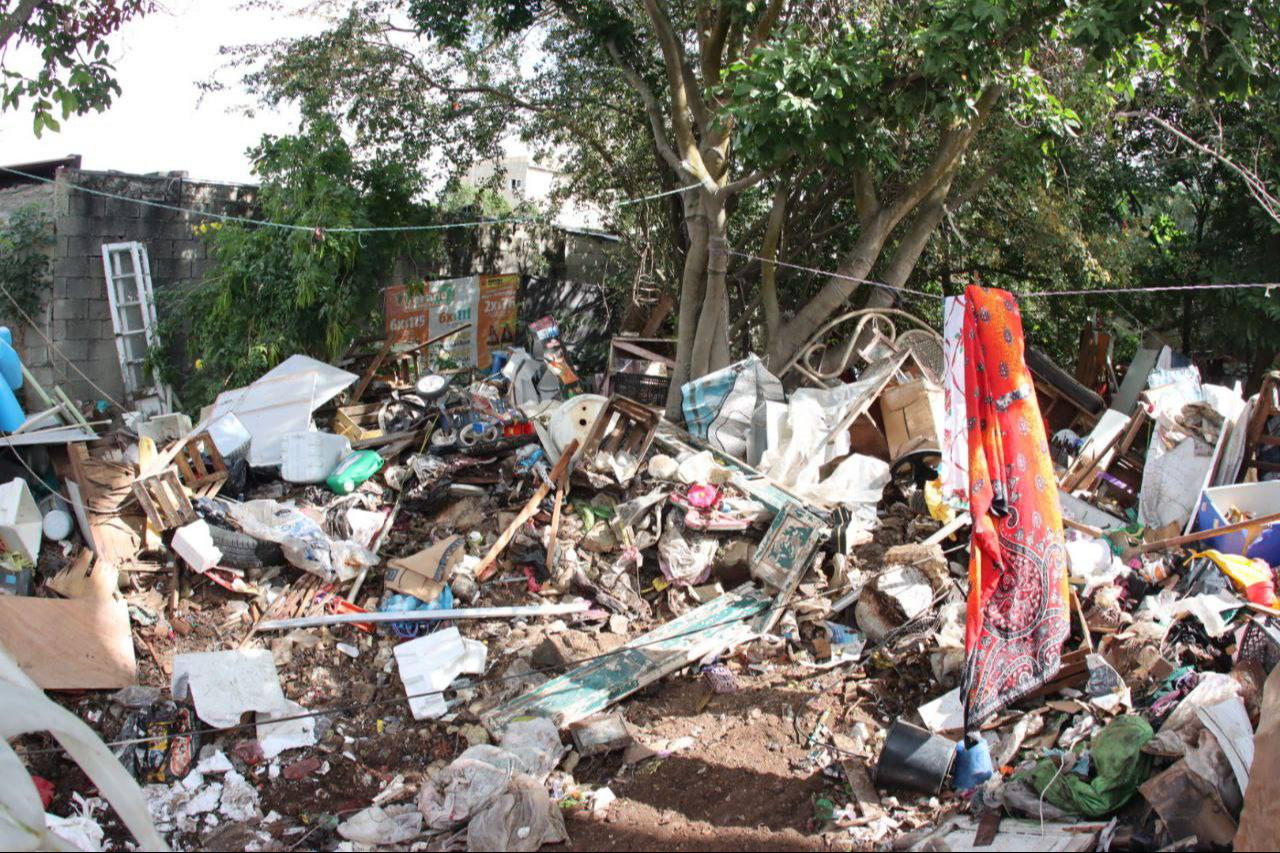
[[326, 450, 385, 495]]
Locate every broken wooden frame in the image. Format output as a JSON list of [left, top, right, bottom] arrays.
[[131, 467, 195, 532], [579, 394, 662, 485]]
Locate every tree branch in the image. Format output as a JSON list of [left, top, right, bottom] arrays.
[[605, 39, 684, 172], [0, 0, 42, 49], [1119, 110, 1280, 226], [642, 0, 709, 180]]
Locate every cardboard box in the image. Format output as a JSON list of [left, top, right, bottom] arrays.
[[880, 378, 945, 460], [384, 535, 464, 602]]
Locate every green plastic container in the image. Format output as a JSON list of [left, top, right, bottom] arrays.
[[326, 450, 385, 495]]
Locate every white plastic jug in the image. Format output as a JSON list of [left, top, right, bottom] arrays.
[[280, 431, 352, 483]]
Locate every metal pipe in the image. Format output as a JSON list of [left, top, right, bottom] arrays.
[[255, 599, 593, 632]]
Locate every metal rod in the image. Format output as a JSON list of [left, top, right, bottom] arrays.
[[255, 599, 592, 631]]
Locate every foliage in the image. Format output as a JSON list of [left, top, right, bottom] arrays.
[[157, 111, 432, 410], [215, 0, 1280, 394], [0, 204, 53, 326], [0, 0, 152, 135]]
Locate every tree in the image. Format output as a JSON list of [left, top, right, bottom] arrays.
[[1, 0, 152, 135], [157, 110, 432, 409], [225, 0, 1280, 414]]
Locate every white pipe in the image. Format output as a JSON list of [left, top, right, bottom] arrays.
[[256, 599, 593, 631]]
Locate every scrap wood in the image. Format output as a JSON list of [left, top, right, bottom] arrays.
[[46, 549, 118, 599], [172, 431, 228, 490], [832, 732, 883, 820], [239, 580, 295, 648], [132, 467, 195, 532], [476, 438, 579, 582], [1125, 509, 1280, 558], [352, 338, 395, 403], [0, 596, 136, 689], [545, 461, 568, 570]]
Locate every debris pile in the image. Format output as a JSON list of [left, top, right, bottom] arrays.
[[2, 296, 1279, 853]]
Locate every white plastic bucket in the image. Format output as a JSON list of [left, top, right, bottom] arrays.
[[42, 509, 73, 541], [280, 431, 352, 483], [0, 478, 43, 561]]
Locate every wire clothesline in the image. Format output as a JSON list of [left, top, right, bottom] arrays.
[[4, 164, 1275, 305], [0, 165, 699, 234]]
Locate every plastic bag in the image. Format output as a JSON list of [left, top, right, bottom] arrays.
[[681, 355, 785, 462], [0, 646, 168, 851], [227, 499, 377, 583], [337, 805, 423, 845], [657, 512, 718, 587], [465, 774, 567, 852], [417, 718, 566, 839]]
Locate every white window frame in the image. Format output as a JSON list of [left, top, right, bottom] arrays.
[[101, 241, 175, 414]]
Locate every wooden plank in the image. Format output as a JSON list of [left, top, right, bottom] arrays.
[[611, 338, 678, 369], [0, 596, 136, 689], [476, 439, 579, 582], [351, 339, 395, 403], [1125, 509, 1280, 558], [546, 465, 568, 572], [46, 549, 119, 599]]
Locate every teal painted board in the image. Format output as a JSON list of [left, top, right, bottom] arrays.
[[484, 583, 773, 733], [750, 504, 828, 632]]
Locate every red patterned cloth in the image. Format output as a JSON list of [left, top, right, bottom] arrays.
[[962, 286, 1070, 728]]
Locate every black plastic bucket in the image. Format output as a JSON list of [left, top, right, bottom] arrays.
[[875, 719, 957, 795]]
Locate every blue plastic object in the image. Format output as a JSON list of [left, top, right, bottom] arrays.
[[953, 738, 994, 790], [0, 339, 22, 391], [380, 585, 455, 638], [0, 327, 26, 432]]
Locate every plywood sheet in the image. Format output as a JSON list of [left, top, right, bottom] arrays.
[[0, 596, 136, 689]]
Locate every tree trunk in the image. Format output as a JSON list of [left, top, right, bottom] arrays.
[[691, 195, 730, 378], [664, 190, 711, 417], [766, 218, 893, 370]]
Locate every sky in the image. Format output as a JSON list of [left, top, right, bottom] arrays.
[[0, 0, 322, 184]]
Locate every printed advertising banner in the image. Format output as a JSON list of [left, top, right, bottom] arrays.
[[384, 274, 519, 370]]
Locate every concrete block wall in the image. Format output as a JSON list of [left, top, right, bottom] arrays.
[[1, 168, 255, 410]]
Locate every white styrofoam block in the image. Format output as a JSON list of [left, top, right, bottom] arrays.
[[172, 520, 222, 573]]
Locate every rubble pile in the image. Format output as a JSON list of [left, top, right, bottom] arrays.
[[2, 305, 1279, 853]]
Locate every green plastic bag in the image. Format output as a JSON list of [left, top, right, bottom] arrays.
[[1016, 715, 1153, 818]]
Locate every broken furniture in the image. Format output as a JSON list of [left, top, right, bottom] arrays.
[[132, 467, 195, 532], [775, 307, 942, 388], [1242, 371, 1280, 479], [1027, 346, 1106, 434], [602, 336, 677, 406], [1060, 408, 1151, 501], [171, 431, 228, 496], [580, 395, 662, 485]]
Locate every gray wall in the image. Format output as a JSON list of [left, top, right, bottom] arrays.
[[0, 168, 255, 410], [2, 167, 620, 414]]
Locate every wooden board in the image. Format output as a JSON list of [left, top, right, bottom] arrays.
[[46, 549, 119, 599], [0, 596, 136, 689]]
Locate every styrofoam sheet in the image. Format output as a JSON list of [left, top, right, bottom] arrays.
[[211, 372, 318, 468]]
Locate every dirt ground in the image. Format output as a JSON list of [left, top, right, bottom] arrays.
[[23, 618, 956, 852]]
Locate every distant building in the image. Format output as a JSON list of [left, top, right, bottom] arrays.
[[464, 139, 608, 232]]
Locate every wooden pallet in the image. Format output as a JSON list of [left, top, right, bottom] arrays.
[[334, 403, 385, 443], [173, 431, 228, 495], [132, 467, 195, 531], [580, 395, 662, 484]]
